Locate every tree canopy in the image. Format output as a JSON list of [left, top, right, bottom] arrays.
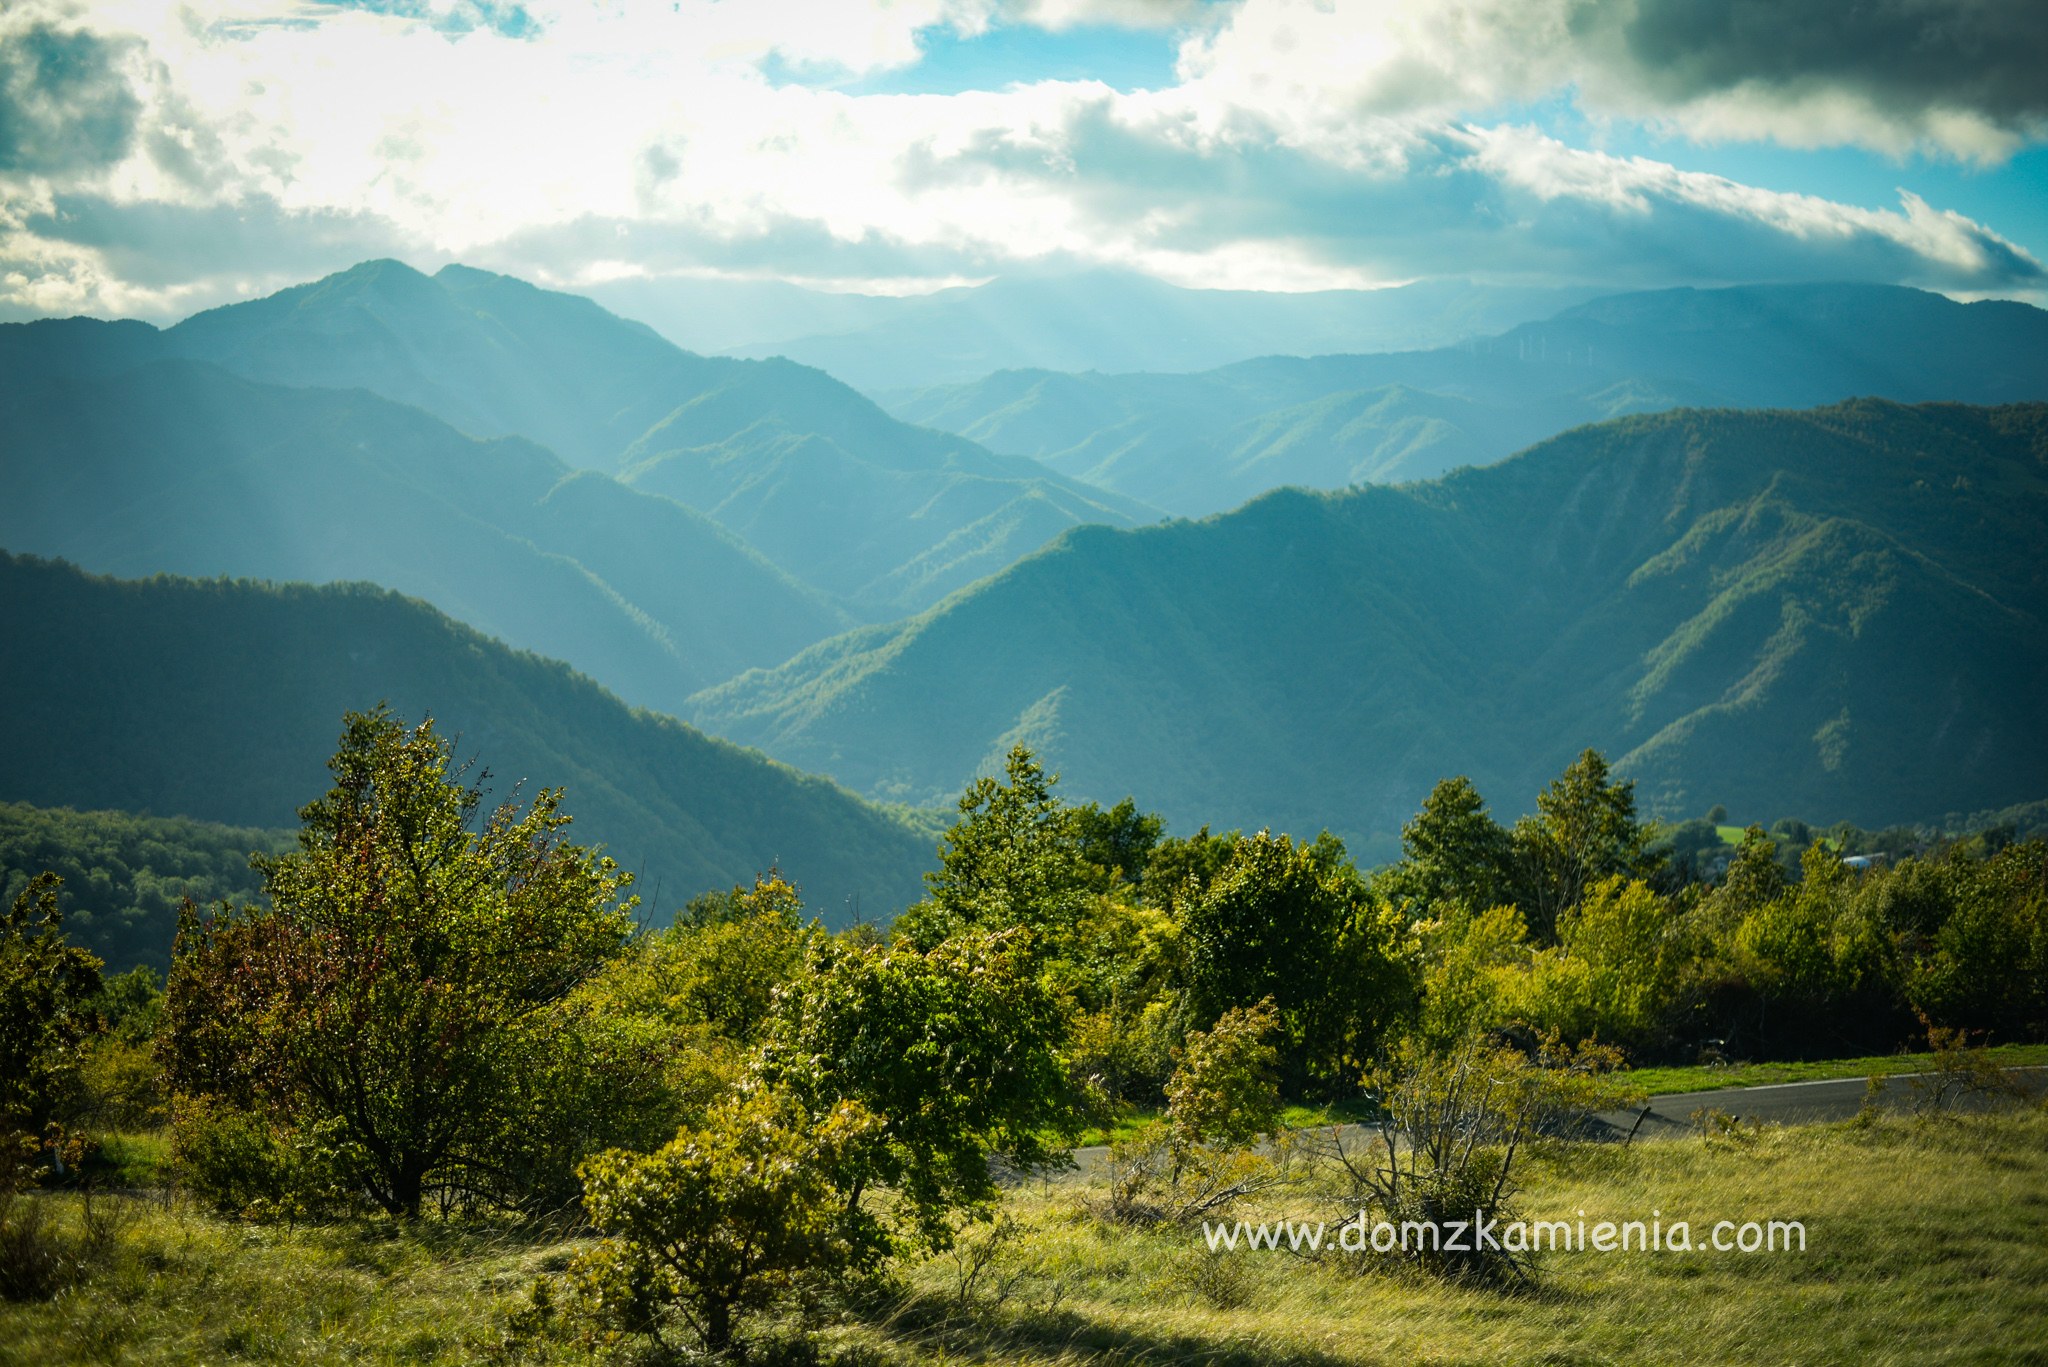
[[159, 708, 637, 1216]]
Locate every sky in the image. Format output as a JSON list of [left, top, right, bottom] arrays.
[[2, 0, 2045, 322]]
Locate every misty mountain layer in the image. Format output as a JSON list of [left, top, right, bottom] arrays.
[[887, 284, 2048, 517], [0, 350, 842, 715], [159, 260, 1157, 615]]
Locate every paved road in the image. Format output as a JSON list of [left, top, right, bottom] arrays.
[[1590, 1065, 2048, 1140], [1057, 1066, 2048, 1174]]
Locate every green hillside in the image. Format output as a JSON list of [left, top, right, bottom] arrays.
[[0, 553, 934, 927], [887, 283, 2048, 516], [0, 355, 842, 714], [0, 801, 289, 973], [156, 260, 1156, 614], [691, 401, 2048, 844]]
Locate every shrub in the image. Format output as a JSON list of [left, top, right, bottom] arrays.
[[1503, 876, 1679, 1050], [1165, 998, 1283, 1162], [1103, 1002, 1288, 1230], [1, 873, 105, 1162], [755, 927, 1078, 1249], [1904, 843, 2048, 1039], [1321, 1037, 1639, 1283], [159, 709, 636, 1218], [169, 1097, 352, 1220], [570, 1090, 885, 1357], [1414, 904, 1530, 1051]]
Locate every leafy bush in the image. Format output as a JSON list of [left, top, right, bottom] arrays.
[[1904, 843, 2048, 1038], [170, 1098, 352, 1219], [570, 1090, 885, 1357], [756, 926, 1079, 1249], [1164, 998, 1283, 1161], [0, 873, 104, 1164], [159, 708, 637, 1218], [1320, 1038, 1639, 1283], [1180, 831, 1418, 1089], [1102, 1000, 1289, 1230], [1413, 904, 1529, 1051]]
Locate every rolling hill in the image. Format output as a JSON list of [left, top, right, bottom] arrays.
[[0, 552, 935, 925], [885, 283, 2048, 516], [0, 352, 842, 715], [690, 401, 2048, 850], [151, 260, 1156, 615]]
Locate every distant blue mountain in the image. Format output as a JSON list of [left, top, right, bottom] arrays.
[[886, 283, 2048, 516]]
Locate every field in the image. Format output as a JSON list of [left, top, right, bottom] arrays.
[[7, 1103, 2045, 1365]]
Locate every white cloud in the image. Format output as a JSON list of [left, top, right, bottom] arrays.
[[0, 0, 2041, 322], [1176, 0, 2048, 164]]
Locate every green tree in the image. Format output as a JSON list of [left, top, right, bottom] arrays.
[[1905, 841, 2048, 1039], [572, 1090, 885, 1356], [1180, 832, 1416, 1088], [897, 746, 1094, 950], [755, 927, 1077, 1246], [663, 873, 817, 1045], [1717, 827, 1790, 917], [1381, 777, 1517, 918], [1415, 904, 1530, 1051], [1510, 876, 1679, 1048], [1513, 750, 1662, 940], [1068, 797, 1165, 893], [1054, 895, 1184, 1106], [1142, 824, 1239, 908], [1165, 998, 1282, 1162], [1, 873, 104, 1158], [159, 708, 636, 1216]]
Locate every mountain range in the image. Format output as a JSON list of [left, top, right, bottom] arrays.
[[691, 400, 2048, 852], [0, 552, 933, 921], [583, 270, 1593, 392], [0, 349, 845, 715], [885, 283, 2048, 517], [5, 260, 1150, 621]]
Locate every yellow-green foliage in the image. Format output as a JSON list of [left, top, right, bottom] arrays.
[[1508, 876, 1680, 1046], [1415, 904, 1528, 1049], [571, 1090, 885, 1355], [1419, 880, 1680, 1052], [1163, 999, 1283, 1155]]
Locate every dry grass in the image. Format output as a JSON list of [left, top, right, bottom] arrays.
[[5, 1103, 2046, 1364], [836, 1102, 2048, 1366]]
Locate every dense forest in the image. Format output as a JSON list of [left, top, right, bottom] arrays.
[[0, 803, 286, 973], [0, 552, 935, 920], [698, 400, 2048, 843]]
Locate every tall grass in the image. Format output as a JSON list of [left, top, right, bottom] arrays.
[[5, 1104, 2045, 1364]]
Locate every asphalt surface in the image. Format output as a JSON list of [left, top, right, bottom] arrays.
[[1588, 1065, 2048, 1141], [1057, 1066, 2048, 1175]]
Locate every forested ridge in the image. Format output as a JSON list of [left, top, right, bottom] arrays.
[[696, 400, 2048, 846], [0, 552, 934, 924]]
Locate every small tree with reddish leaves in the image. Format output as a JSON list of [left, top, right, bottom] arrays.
[[159, 707, 635, 1217]]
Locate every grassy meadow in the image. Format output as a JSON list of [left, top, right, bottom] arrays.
[[8, 1103, 2045, 1366]]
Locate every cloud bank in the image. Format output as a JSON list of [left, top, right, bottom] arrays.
[[0, 0, 2041, 322]]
